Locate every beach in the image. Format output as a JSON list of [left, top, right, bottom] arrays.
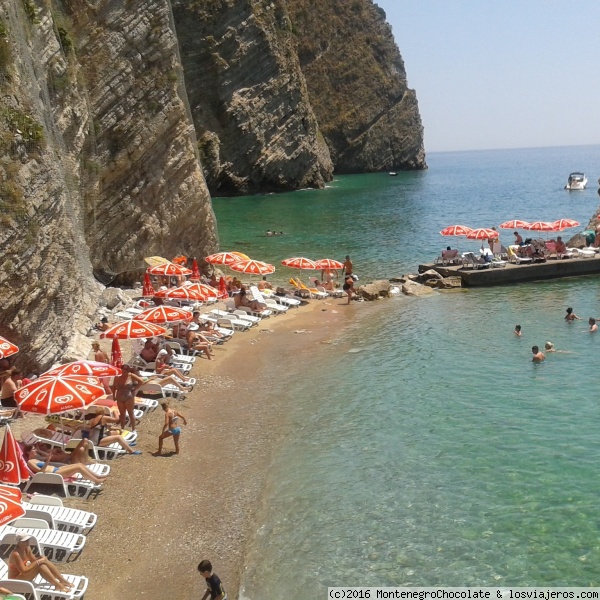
[[24, 296, 350, 599]]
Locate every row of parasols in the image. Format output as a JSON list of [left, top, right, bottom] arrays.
[[440, 219, 581, 239], [143, 253, 345, 299]]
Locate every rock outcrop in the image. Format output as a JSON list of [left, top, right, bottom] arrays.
[[287, 0, 426, 173], [357, 280, 392, 300], [0, 0, 217, 369], [171, 0, 333, 196]]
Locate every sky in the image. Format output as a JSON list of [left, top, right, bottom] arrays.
[[375, 1, 600, 152]]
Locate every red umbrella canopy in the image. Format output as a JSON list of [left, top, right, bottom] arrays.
[[111, 337, 123, 368], [137, 306, 194, 323], [281, 257, 317, 270], [43, 360, 122, 378], [0, 487, 25, 526], [142, 272, 155, 298], [466, 228, 499, 240], [0, 483, 23, 501], [498, 220, 530, 230], [552, 218, 580, 231], [440, 225, 473, 236], [205, 252, 243, 266], [190, 258, 201, 282], [15, 375, 106, 415], [146, 262, 192, 277], [0, 426, 30, 486], [0, 336, 19, 360], [153, 286, 205, 301], [230, 259, 275, 275], [183, 282, 219, 299], [313, 259, 344, 270], [100, 320, 167, 339], [524, 221, 554, 232]]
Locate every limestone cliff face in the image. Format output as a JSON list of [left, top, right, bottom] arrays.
[[287, 0, 426, 173], [0, 0, 217, 369], [171, 0, 333, 196]]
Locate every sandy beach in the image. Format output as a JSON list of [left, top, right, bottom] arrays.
[[10, 296, 353, 599]]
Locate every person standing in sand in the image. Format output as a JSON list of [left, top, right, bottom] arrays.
[[343, 276, 355, 305], [531, 346, 545, 363], [198, 560, 227, 600], [91, 341, 109, 363], [155, 401, 187, 455]]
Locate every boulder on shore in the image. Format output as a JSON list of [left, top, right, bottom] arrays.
[[402, 280, 434, 297], [417, 269, 443, 284], [357, 280, 392, 300]]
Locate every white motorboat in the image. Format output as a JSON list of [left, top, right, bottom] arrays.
[[565, 172, 587, 190]]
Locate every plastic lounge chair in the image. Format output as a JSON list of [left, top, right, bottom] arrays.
[[24, 496, 97, 534], [263, 298, 288, 313], [0, 521, 86, 563], [569, 247, 596, 258], [211, 309, 254, 328], [271, 294, 301, 307], [461, 252, 490, 269], [0, 557, 88, 599], [23, 473, 102, 500], [137, 382, 185, 401], [231, 309, 262, 325], [507, 245, 533, 264]]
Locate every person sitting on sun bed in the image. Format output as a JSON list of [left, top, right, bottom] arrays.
[[235, 287, 268, 312]]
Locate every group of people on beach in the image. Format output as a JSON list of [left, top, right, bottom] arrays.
[[514, 306, 597, 363]]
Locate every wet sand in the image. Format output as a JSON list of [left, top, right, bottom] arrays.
[[54, 297, 353, 599]]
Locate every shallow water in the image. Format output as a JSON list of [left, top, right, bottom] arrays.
[[212, 146, 600, 596]]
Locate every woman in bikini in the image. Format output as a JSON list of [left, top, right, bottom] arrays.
[[8, 534, 73, 592], [1, 368, 21, 408], [155, 401, 187, 455], [111, 364, 145, 431], [26, 448, 108, 485]]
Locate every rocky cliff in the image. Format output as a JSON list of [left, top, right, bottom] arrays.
[[287, 0, 426, 173], [171, 0, 333, 196], [0, 0, 217, 370]]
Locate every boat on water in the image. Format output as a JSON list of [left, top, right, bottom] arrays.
[[565, 172, 587, 190], [389, 172, 397, 177]]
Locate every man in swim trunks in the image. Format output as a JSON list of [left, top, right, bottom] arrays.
[[342, 255, 353, 278], [531, 346, 545, 363]]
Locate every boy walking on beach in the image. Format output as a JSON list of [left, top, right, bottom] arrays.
[[198, 560, 227, 600]]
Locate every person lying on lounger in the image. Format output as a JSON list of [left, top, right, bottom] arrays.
[[26, 448, 108, 485], [32, 439, 95, 466], [9, 534, 74, 592]]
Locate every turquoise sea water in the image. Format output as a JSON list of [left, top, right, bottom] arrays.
[[213, 145, 600, 597]]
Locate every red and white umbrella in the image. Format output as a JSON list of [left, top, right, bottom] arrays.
[[314, 259, 344, 270], [281, 257, 317, 270], [142, 272, 155, 298], [147, 262, 192, 277], [466, 228, 499, 240], [43, 360, 122, 378], [137, 306, 194, 323], [111, 337, 123, 368], [153, 286, 205, 302], [524, 221, 554, 232], [190, 258, 201, 282], [552, 218, 580, 231], [205, 252, 243, 266], [15, 374, 106, 415], [0, 426, 30, 487], [229, 259, 275, 275], [0, 488, 25, 526], [498, 220, 530, 230], [0, 484, 23, 501], [440, 225, 473, 237], [0, 336, 18, 360], [183, 282, 219, 299], [100, 320, 167, 339]]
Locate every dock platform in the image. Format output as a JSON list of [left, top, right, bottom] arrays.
[[418, 256, 600, 287]]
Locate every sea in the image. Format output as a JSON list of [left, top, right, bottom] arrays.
[[212, 145, 600, 597]]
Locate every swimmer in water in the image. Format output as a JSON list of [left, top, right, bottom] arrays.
[[565, 307, 581, 322], [531, 345, 545, 363], [514, 325, 522, 337]]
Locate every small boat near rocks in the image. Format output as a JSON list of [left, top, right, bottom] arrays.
[[565, 172, 587, 190]]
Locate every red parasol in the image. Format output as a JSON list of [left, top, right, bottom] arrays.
[[281, 257, 317, 270], [0, 484, 23, 501], [15, 375, 106, 415], [466, 228, 499, 240], [100, 320, 167, 339], [440, 225, 473, 237], [153, 286, 205, 302], [218, 277, 228, 299], [552, 219, 580, 231], [142, 272, 155, 298], [0, 336, 19, 360], [190, 258, 201, 282], [184, 282, 219, 299], [111, 337, 123, 368], [229, 259, 275, 275], [147, 262, 192, 277], [524, 221, 554, 232], [43, 361, 122, 378], [313, 259, 344, 270], [498, 220, 530, 230], [205, 252, 243, 266], [137, 306, 194, 323], [0, 488, 25, 526], [0, 426, 31, 486]]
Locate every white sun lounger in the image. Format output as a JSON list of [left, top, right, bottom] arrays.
[[23, 472, 102, 500], [24, 496, 97, 534], [0, 557, 88, 599], [0, 522, 86, 562]]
